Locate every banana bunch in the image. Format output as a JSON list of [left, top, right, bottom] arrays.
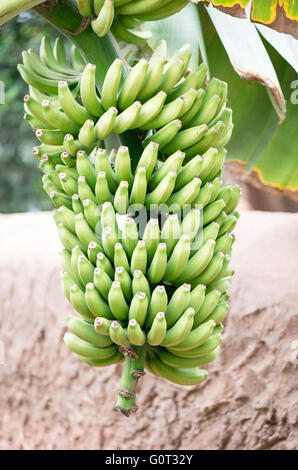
[[19, 36, 240, 416], [44, 141, 240, 415], [77, 0, 192, 43], [21, 38, 232, 165]]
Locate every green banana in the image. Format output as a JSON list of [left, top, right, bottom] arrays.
[[147, 312, 167, 346]]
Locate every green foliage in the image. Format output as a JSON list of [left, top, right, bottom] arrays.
[[0, 13, 55, 213]]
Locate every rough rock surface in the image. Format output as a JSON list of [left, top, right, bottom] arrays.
[[0, 210, 297, 450]]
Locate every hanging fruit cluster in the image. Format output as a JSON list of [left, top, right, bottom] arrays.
[[19, 35, 240, 416], [78, 0, 193, 43]]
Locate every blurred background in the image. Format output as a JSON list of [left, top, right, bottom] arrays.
[[0, 13, 59, 213]]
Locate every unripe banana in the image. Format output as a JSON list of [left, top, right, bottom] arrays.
[[128, 291, 148, 327], [101, 201, 116, 228], [95, 107, 118, 141], [77, 150, 97, 190], [88, 240, 101, 264], [142, 218, 160, 264], [160, 214, 181, 257], [93, 267, 112, 300], [142, 96, 184, 130], [66, 315, 112, 348], [94, 148, 118, 193], [80, 64, 104, 117], [136, 141, 159, 181], [102, 225, 118, 260], [130, 240, 147, 274], [161, 307, 194, 347], [147, 312, 167, 346], [114, 242, 130, 272], [203, 199, 226, 226], [174, 239, 215, 284], [146, 285, 168, 328], [163, 235, 190, 282], [127, 319, 146, 346], [64, 333, 117, 359], [115, 266, 132, 302], [132, 269, 150, 300], [118, 59, 148, 111], [121, 217, 139, 259], [58, 81, 90, 125], [108, 281, 129, 321], [136, 91, 167, 128], [75, 212, 98, 248], [209, 177, 224, 203], [137, 54, 166, 103], [69, 283, 94, 321], [224, 185, 241, 214], [207, 276, 232, 295], [145, 171, 177, 206], [188, 283, 206, 314], [58, 222, 85, 254], [204, 301, 229, 324], [97, 251, 114, 278], [149, 150, 185, 191], [215, 232, 234, 255], [180, 88, 206, 128], [190, 93, 221, 127], [168, 333, 222, 359], [130, 166, 147, 206], [167, 176, 201, 207], [192, 182, 214, 208], [109, 320, 130, 346], [166, 283, 191, 328], [174, 155, 204, 191], [206, 147, 227, 181], [113, 101, 142, 134], [42, 100, 80, 134], [218, 214, 238, 237], [58, 206, 76, 232], [94, 316, 112, 336], [193, 289, 222, 328], [101, 58, 123, 110], [95, 171, 113, 204], [166, 71, 199, 103], [146, 242, 167, 284], [111, 19, 152, 45], [78, 254, 94, 285], [169, 319, 216, 352], [61, 271, 74, 302], [63, 135, 83, 157], [191, 251, 225, 287], [163, 124, 208, 155], [114, 181, 129, 214], [85, 282, 113, 319], [78, 175, 97, 204], [144, 119, 182, 149], [78, 351, 124, 367], [149, 351, 208, 386], [158, 58, 186, 94], [71, 246, 86, 288]]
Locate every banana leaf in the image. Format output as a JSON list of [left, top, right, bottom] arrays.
[[199, 0, 298, 39], [146, 3, 298, 194]]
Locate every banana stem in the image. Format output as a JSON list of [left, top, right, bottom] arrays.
[[34, 0, 143, 165], [116, 345, 147, 417]]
